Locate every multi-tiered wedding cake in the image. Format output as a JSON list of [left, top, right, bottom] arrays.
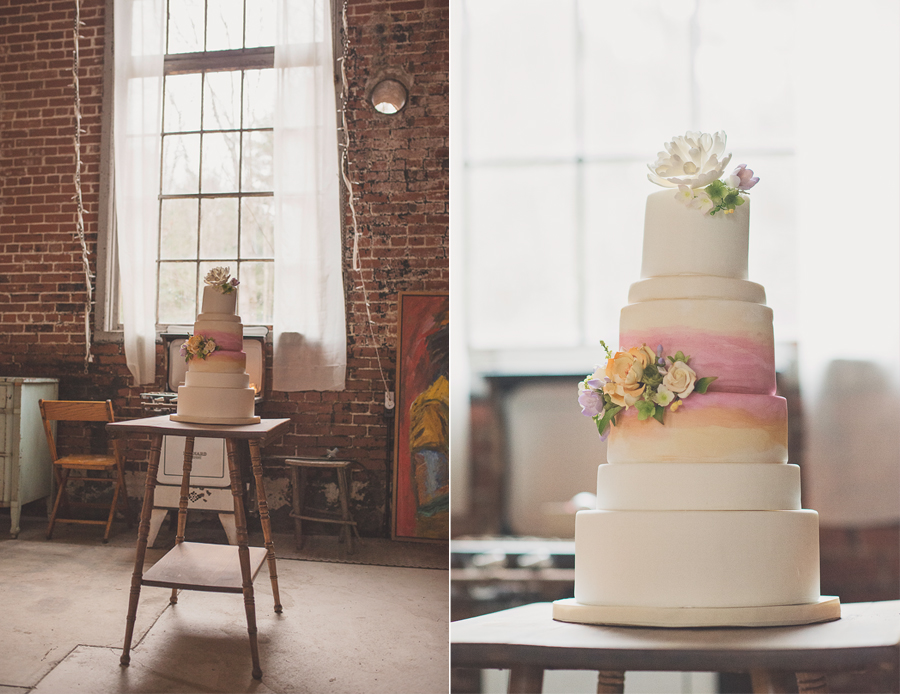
[[170, 267, 260, 425], [554, 132, 840, 627]]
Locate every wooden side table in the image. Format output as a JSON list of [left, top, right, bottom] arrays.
[[283, 457, 360, 553], [451, 601, 900, 694], [107, 415, 291, 680]]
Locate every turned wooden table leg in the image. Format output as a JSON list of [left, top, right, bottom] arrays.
[[121, 433, 162, 667], [170, 436, 195, 605], [596, 670, 625, 694], [249, 439, 281, 613], [227, 438, 263, 679], [508, 664, 544, 693], [796, 672, 829, 693], [751, 670, 798, 693]]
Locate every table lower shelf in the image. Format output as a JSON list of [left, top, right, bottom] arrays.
[[141, 541, 268, 593]]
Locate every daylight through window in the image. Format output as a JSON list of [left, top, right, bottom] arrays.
[[157, 0, 276, 326]]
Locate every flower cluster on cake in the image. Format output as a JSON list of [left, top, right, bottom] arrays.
[[578, 341, 717, 440], [170, 267, 259, 426], [554, 131, 840, 629], [648, 130, 758, 215]]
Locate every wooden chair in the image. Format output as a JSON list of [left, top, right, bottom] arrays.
[[39, 400, 131, 543]]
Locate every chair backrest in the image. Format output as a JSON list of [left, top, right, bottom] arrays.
[[39, 400, 117, 463]]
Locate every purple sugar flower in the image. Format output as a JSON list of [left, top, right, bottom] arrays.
[[730, 164, 759, 191], [578, 388, 605, 418]]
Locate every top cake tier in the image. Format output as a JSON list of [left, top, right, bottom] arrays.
[[198, 284, 239, 320], [641, 189, 750, 280]]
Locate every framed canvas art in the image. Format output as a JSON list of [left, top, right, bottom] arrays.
[[392, 291, 449, 542]]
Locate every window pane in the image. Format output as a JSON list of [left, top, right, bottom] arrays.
[[158, 261, 197, 324], [238, 261, 274, 325], [199, 197, 239, 259], [582, 162, 648, 346], [167, 0, 205, 54], [695, 1, 796, 149], [468, 165, 579, 348], [203, 71, 242, 131], [160, 198, 199, 259], [243, 70, 275, 128], [163, 73, 202, 133], [244, 0, 276, 48], [464, 0, 578, 161], [161, 133, 201, 194], [581, 1, 693, 157], [207, 0, 244, 51], [241, 131, 274, 192], [240, 197, 274, 258], [200, 131, 240, 193]]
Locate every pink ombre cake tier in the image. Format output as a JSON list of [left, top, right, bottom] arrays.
[[620, 299, 776, 396], [186, 349, 247, 374], [606, 392, 788, 464]]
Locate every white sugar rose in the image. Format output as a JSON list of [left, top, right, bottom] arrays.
[[662, 360, 697, 398], [647, 130, 732, 189]]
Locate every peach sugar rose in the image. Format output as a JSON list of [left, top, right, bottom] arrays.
[[603, 349, 651, 408]]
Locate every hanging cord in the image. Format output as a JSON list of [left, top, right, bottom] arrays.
[[72, 0, 94, 370], [338, 0, 392, 408]]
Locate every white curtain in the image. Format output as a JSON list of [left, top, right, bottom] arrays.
[[113, 0, 165, 385], [796, 0, 900, 526], [272, 0, 346, 391]]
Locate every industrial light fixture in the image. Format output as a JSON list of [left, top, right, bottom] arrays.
[[370, 78, 408, 114]]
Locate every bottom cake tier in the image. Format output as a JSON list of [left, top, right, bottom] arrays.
[[561, 508, 840, 627], [171, 382, 259, 425]]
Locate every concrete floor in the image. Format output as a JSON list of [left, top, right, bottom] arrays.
[[0, 519, 448, 694]]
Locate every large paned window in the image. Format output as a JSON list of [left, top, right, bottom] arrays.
[[158, 0, 276, 326], [455, 0, 799, 376]]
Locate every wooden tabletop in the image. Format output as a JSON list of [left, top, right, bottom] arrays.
[[106, 414, 291, 443], [451, 601, 900, 673]]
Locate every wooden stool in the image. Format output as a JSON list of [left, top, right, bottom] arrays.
[[285, 457, 360, 553]]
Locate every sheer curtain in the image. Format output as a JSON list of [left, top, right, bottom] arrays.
[[796, 0, 900, 525], [272, 0, 346, 392], [113, 0, 165, 385]]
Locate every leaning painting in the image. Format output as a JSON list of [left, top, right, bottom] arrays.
[[392, 292, 449, 542]]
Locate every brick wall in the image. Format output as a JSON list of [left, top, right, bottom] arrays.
[[0, 0, 449, 537]]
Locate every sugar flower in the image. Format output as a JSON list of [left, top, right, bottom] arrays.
[[726, 163, 759, 191], [204, 266, 240, 294], [647, 130, 732, 189]]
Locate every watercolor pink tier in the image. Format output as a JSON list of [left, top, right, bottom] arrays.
[[554, 188, 840, 628], [171, 285, 259, 426]]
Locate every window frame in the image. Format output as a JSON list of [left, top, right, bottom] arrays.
[[94, 1, 276, 338]]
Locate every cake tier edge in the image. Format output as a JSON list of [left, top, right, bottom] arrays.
[[551, 596, 841, 628]]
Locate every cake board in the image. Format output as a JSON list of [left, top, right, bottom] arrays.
[[170, 414, 261, 425], [552, 596, 841, 628]]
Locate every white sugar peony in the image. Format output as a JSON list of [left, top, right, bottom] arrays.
[[647, 130, 732, 189]]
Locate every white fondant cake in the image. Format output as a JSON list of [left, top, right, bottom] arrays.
[[556, 132, 840, 628], [171, 270, 260, 425]]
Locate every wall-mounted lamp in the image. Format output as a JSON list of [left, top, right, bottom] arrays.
[[370, 79, 408, 114]]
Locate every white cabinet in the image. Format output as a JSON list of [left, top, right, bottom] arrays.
[[0, 377, 59, 537]]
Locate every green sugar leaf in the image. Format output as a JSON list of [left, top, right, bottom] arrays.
[[694, 376, 718, 394]]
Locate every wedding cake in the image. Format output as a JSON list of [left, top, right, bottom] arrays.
[[170, 267, 260, 426], [553, 132, 840, 627]]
